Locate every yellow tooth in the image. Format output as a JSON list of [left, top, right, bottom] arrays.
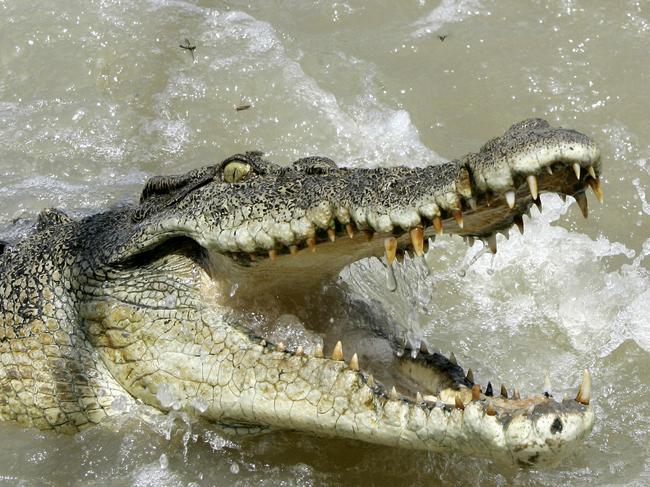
[[468, 198, 477, 210], [259, 339, 266, 347], [276, 341, 285, 352], [389, 386, 398, 401], [453, 210, 464, 228], [505, 190, 516, 209], [346, 223, 355, 239], [486, 401, 497, 416], [327, 228, 336, 242], [466, 368, 474, 383], [514, 215, 524, 235], [500, 384, 508, 399], [546, 166, 553, 175], [472, 384, 481, 401], [433, 216, 443, 235], [384, 237, 397, 265], [527, 174, 538, 200], [367, 374, 375, 387], [588, 165, 596, 179], [455, 396, 465, 410], [575, 192, 589, 218], [268, 249, 278, 261], [513, 388, 521, 400], [295, 345, 304, 356], [486, 234, 497, 254], [331, 340, 344, 361], [314, 343, 324, 358], [290, 245, 298, 255], [410, 226, 425, 256], [449, 352, 457, 365], [575, 369, 591, 405], [416, 392, 423, 403], [588, 177, 604, 204], [307, 237, 317, 252], [349, 352, 359, 371], [573, 162, 581, 179]]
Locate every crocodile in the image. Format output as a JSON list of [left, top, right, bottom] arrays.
[[0, 118, 602, 466]]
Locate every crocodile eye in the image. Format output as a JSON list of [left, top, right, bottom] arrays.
[[223, 161, 252, 183]]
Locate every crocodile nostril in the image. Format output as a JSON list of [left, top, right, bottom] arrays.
[[551, 417, 563, 434]]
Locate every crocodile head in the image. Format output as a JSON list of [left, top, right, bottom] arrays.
[[5, 119, 601, 466]]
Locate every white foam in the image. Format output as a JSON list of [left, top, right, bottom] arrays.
[[411, 0, 485, 38]]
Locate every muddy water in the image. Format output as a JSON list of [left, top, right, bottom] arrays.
[[1, 0, 649, 485]]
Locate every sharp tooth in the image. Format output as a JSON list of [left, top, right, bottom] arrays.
[[295, 345, 304, 356], [364, 230, 374, 241], [575, 192, 589, 218], [276, 342, 285, 352], [468, 198, 477, 211], [449, 352, 458, 365], [486, 401, 497, 416], [385, 264, 397, 292], [588, 165, 596, 179], [505, 190, 516, 209], [349, 352, 359, 371], [543, 371, 552, 396], [546, 166, 553, 175], [410, 227, 425, 256], [467, 236, 475, 247], [472, 384, 481, 401], [514, 215, 524, 235], [575, 369, 591, 405], [573, 163, 581, 179], [433, 216, 443, 234], [534, 197, 542, 213], [527, 175, 538, 200], [367, 374, 375, 387], [466, 369, 474, 383], [453, 210, 464, 228], [389, 386, 399, 401], [513, 388, 521, 400], [500, 384, 508, 399], [588, 177, 604, 203], [455, 396, 465, 410], [416, 392, 423, 404], [259, 339, 267, 347], [331, 341, 344, 361], [346, 223, 355, 239], [384, 237, 398, 265], [289, 245, 298, 255], [314, 343, 324, 358], [486, 234, 497, 254], [307, 237, 317, 252], [327, 228, 336, 242], [268, 249, 278, 261], [560, 193, 567, 203], [485, 382, 493, 397]]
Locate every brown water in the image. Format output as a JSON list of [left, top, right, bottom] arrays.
[[1, 0, 649, 485]]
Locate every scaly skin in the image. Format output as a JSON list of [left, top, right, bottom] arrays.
[[0, 119, 601, 465]]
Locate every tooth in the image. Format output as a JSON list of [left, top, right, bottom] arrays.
[[289, 245, 298, 255], [534, 197, 542, 213], [367, 374, 375, 387], [575, 192, 589, 218], [588, 178, 604, 204], [276, 342, 285, 352], [486, 401, 497, 416], [527, 175, 538, 200], [433, 216, 443, 234], [346, 223, 355, 239], [514, 215, 524, 235], [588, 166, 596, 179], [505, 191, 516, 209], [385, 264, 397, 292], [416, 392, 423, 404], [513, 388, 521, 400], [449, 352, 458, 365], [560, 194, 567, 203], [268, 249, 278, 261], [389, 386, 399, 401], [485, 382, 493, 397], [573, 163, 581, 179], [543, 371, 552, 396], [327, 228, 336, 242], [466, 369, 474, 383], [500, 384, 508, 399], [307, 237, 317, 252], [420, 342, 429, 354], [349, 352, 359, 371], [364, 230, 374, 241], [472, 384, 481, 401], [468, 198, 477, 211], [486, 234, 497, 254], [384, 237, 397, 265], [546, 166, 553, 175], [331, 340, 343, 361], [314, 343, 324, 358], [259, 340, 266, 347], [467, 236, 475, 247], [410, 227, 425, 256], [576, 369, 591, 405], [455, 396, 465, 410], [423, 394, 437, 403], [453, 210, 464, 228], [295, 345, 304, 356]]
